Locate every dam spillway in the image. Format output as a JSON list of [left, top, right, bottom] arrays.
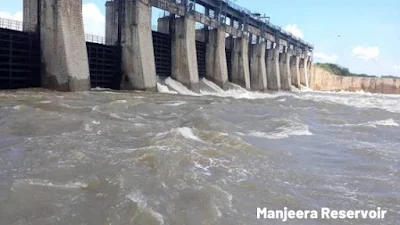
[[1, 0, 313, 92]]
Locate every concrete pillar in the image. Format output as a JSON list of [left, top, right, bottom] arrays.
[[171, 16, 199, 92], [304, 55, 310, 87], [250, 42, 267, 91], [231, 37, 250, 90], [121, 0, 157, 91], [266, 44, 281, 90], [105, 0, 119, 45], [23, 0, 38, 32], [195, 28, 207, 42], [279, 49, 292, 91], [225, 36, 233, 50], [40, 0, 90, 91], [290, 55, 301, 88], [206, 28, 229, 89], [299, 56, 307, 87], [307, 57, 313, 87], [157, 17, 170, 34]]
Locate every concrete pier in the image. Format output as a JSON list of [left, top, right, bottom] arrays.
[[206, 28, 229, 90], [266, 45, 281, 90], [250, 42, 267, 91], [307, 57, 312, 87], [40, 0, 90, 91], [120, 0, 157, 91], [290, 55, 301, 88], [279, 50, 292, 91], [303, 55, 310, 87], [157, 16, 170, 34], [171, 16, 200, 92], [105, 0, 119, 45], [299, 56, 306, 87], [23, 0, 38, 32], [231, 37, 250, 89]]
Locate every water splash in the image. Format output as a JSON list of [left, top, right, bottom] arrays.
[[176, 127, 202, 142]]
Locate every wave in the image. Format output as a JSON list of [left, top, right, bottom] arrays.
[[156, 82, 178, 94], [293, 92, 400, 113], [13, 105, 25, 110], [245, 122, 313, 140], [163, 101, 187, 106], [200, 78, 287, 100], [11, 179, 87, 190], [157, 77, 288, 100], [200, 78, 225, 92], [157, 77, 400, 114], [342, 119, 399, 128], [291, 85, 301, 93], [176, 127, 202, 142], [109, 99, 127, 104], [164, 77, 199, 96], [299, 85, 312, 91], [126, 191, 165, 225]]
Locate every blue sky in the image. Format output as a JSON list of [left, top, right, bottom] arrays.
[[1, 0, 399, 76]]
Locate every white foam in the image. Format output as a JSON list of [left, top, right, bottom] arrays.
[[12, 179, 87, 190], [293, 91, 400, 114], [300, 85, 313, 92], [161, 77, 286, 99], [176, 127, 202, 141], [84, 124, 92, 132], [91, 87, 112, 91], [158, 77, 400, 114], [157, 82, 178, 94], [193, 161, 211, 176], [291, 86, 301, 93], [164, 77, 199, 96], [343, 119, 399, 128], [127, 191, 148, 208], [164, 101, 186, 106], [201, 77, 225, 92], [110, 100, 127, 104], [367, 119, 399, 127], [276, 98, 287, 102], [127, 191, 165, 225], [58, 102, 86, 109], [109, 113, 125, 120], [13, 105, 22, 110], [248, 123, 313, 140], [201, 82, 287, 100]]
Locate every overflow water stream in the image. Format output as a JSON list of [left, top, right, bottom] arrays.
[[0, 78, 399, 225]]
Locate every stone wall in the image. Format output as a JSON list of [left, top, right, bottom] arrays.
[[310, 66, 400, 94]]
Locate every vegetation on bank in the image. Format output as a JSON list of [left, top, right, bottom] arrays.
[[315, 63, 396, 78]]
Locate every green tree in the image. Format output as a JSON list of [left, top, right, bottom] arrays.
[[314, 63, 392, 78]]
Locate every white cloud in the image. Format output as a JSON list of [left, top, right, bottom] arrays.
[[284, 24, 304, 39], [0, 11, 23, 21], [82, 3, 105, 36], [394, 65, 400, 71], [352, 46, 380, 60], [313, 52, 338, 62]]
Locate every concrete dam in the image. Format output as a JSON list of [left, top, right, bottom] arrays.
[[2, 2, 400, 224], [0, 0, 313, 92]]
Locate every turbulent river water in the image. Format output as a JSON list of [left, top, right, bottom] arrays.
[[0, 78, 399, 225]]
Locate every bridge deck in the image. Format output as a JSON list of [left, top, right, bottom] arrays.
[[150, 0, 312, 50]]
